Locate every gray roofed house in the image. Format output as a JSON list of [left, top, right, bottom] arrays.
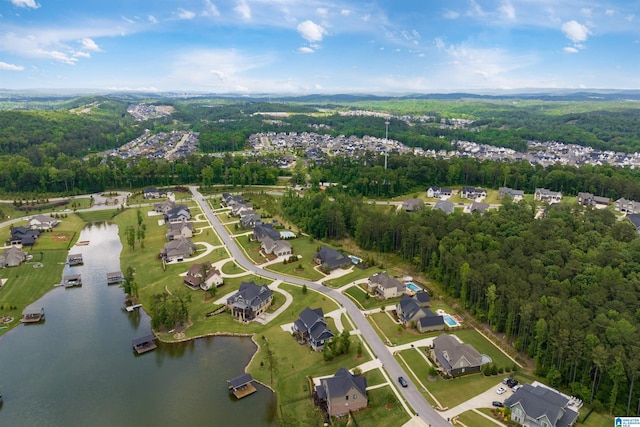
[[28, 214, 59, 230], [160, 237, 196, 263], [367, 272, 406, 299], [469, 201, 490, 214], [503, 383, 580, 427], [534, 188, 562, 203], [614, 198, 640, 214], [292, 307, 334, 351], [431, 333, 484, 377], [261, 236, 292, 257], [9, 226, 40, 246], [418, 313, 446, 333], [0, 246, 28, 268], [498, 187, 524, 201], [427, 186, 452, 198], [577, 192, 610, 206], [240, 214, 262, 229], [227, 281, 273, 322], [166, 220, 194, 241], [153, 200, 175, 214], [401, 198, 424, 212], [461, 186, 487, 199], [164, 205, 191, 223], [183, 261, 223, 290], [396, 294, 443, 332], [314, 367, 368, 417], [626, 214, 640, 233], [252, 223, 281, 242], [433, 199, 455, 215], [314, 246, 352, 272]]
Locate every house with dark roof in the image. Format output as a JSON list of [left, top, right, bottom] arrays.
[[292, 307, 334, 351], [143, 187, 165, 199], [9, 226, 40, 247], [0, 246, 28, 268], [433, 199, 454, 215], [626, 214, 640, 233], [401, 198, 424, 212], [314, 246, 352, 272], [396, 294, 443, 332], [469, 201, 490, 214], [261, 237, 292, 257], [160, 237, 196, 263], [461, 186, 487, 199], [314, 368, 368, 417], [367, 273, 406, 299], [28, 214, 59, 230], [227, 281, 273, 322], [164, 205, 191, 223], [240, 214, 262, 229], [498, 187, 524, 201], [431, 333, 485, 376], [577, 192, 610, 207], [183, 261, 223, 290], [252, 223, 281, 242], [534, 188, 562, 203], [504, 383, 580, 427], [427, 186, 452, 198]]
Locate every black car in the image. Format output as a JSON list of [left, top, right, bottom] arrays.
[[492, 401, 504, 407], [398, 376, 408, 387], [506, 378, 518, 388]]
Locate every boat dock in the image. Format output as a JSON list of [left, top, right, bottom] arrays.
[[63, 274, 82, 288], [67, 253, 83, 266], [227, 373, 257, 399], [106, 271, 124, 285], [21, 307, 45, 323], [125, 304, 143, 312], [132, 334, 157, 354]]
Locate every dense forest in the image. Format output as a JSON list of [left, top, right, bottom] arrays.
[[281, 190, 640, 414]]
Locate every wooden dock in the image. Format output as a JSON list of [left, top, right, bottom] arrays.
[[132, 334, 157, 354], [63, 274, 82, 288], [67, 253, 83, 266], [21, 307, 45, 323], [125, 304, 143, 312], [227, 373, 257, 399], [106, 271, 124, 285]]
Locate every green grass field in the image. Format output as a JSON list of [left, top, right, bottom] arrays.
[[458, 409, 503, 427], [368, 311, 425, 346]]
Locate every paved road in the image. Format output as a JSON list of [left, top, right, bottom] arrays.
[[189, 186, 450, 427]]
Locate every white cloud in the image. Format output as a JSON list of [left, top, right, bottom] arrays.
[[81, 38, 101, 52], [580, 8, 592, 17], [234, 0, 251, 20], [202, 0, 220, 17], [340, 9, 351, 16], [443, 9, 460, 19], [297, 20, 326, 43], [177, 9, 196, 20], [316, 8, 328, 17], [148, 15, 159, 24], [298, 47, 314, 53], [605, 9, 615, 16], [499, 1, 515, 20], [563, 46, 579, 53], [121, 16, 136, 24], [10, 0, 40, 9], [467, 0, 486, 17], [73, 51, 91, 58], [0, 61, 24, 71], [561, 20, 590, 43]]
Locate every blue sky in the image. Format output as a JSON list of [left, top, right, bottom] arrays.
[[1, 0, 639, 93]]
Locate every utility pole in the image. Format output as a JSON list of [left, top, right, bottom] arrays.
[[384, 120, 390, 170]]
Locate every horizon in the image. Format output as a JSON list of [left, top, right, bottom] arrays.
[[1, 0, 639, 93]]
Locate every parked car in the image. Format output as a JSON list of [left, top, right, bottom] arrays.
[[506, 378, 518, 388], [502, 377, 512, 385], [512, 384, 523, 393], [496, 386, 507, 394], [492, 401, 504, 407], [398, 376, 408, 388]]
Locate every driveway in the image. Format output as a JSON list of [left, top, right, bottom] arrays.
[[439, 381, 507, 419]]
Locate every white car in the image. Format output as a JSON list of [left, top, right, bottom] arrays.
[[512, 385, 523, 392], [496, 387, 507, 394]]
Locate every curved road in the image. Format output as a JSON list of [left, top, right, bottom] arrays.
[[189, 186, 450, 427]]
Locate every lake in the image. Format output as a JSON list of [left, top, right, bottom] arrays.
[[0, 222, 277, 427]]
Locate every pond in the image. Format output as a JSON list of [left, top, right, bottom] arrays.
[[0, 222, 277, 426]]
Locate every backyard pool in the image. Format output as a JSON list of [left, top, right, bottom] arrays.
[[405, 282, 421, 292], [442, 314, 459, 327], [348, 255, 362, 264], [280, 231, 296, 239]]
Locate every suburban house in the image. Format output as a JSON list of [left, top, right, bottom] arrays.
[[367, 272, 406, 299], [460, 186, 487, 199], [227, 281, 273, 322], [433, 199, 455, 215], [183, 261, 223, 290], [469, 201, 490, 214], [314, 246, 352, 272], [503, 383, 581, 427], [314, 368, 368, 418], [0, 246, 28, 268], [143, 187, 165, 199], [240, 214, 262, 229], [166, 220, 194, 241], [614, 198, 640, 214], [253, 223, 281, 242], [261, 237, 292, 257], [396, 294, 444, 332], [164, 205, 191, 223], [498, 187, 524, 201], [9, 226, 40, 247], [292, 307, 334, 351], [534, 188, 562, 203], [221, 193, 246, 208], [160, 237, 196, 263], [401, 198, 424, 212], [427, 186, 452, 198], [28, 214, 59, 231], [231, 203, 254, 217], [431, 333, 485, 376], [577, 192, 610, 206], [626, 214, 640, 233], [154, 200, 176, 214]]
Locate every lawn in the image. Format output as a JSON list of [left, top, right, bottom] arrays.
[[577, 407, 613, 427], [363, 367, 388, 387], [323, 265, 382, 288], [452, 329, 516, 370], [220, 260, 247, 275], [348, 386, 411, 427], [76, 209, 120, 222], [368, 311, 425, 346], [344, 284, 401, 311], [457, 409, 502, 427]]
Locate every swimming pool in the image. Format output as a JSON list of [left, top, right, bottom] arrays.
[[443, 314, 459, 327], [348, 255, 362, 264], [280, 231, 296, 239], [405, 282, 421, 292]]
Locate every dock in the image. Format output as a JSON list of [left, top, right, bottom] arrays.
[[21, 307, 45, 323], [132, 334, 157, 354], [227, 373, 257, 399], [125, 304, 143, 312], [67, 253, 83, 266], [106, 271, 124, 285], [63, 274, 82, 288]]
